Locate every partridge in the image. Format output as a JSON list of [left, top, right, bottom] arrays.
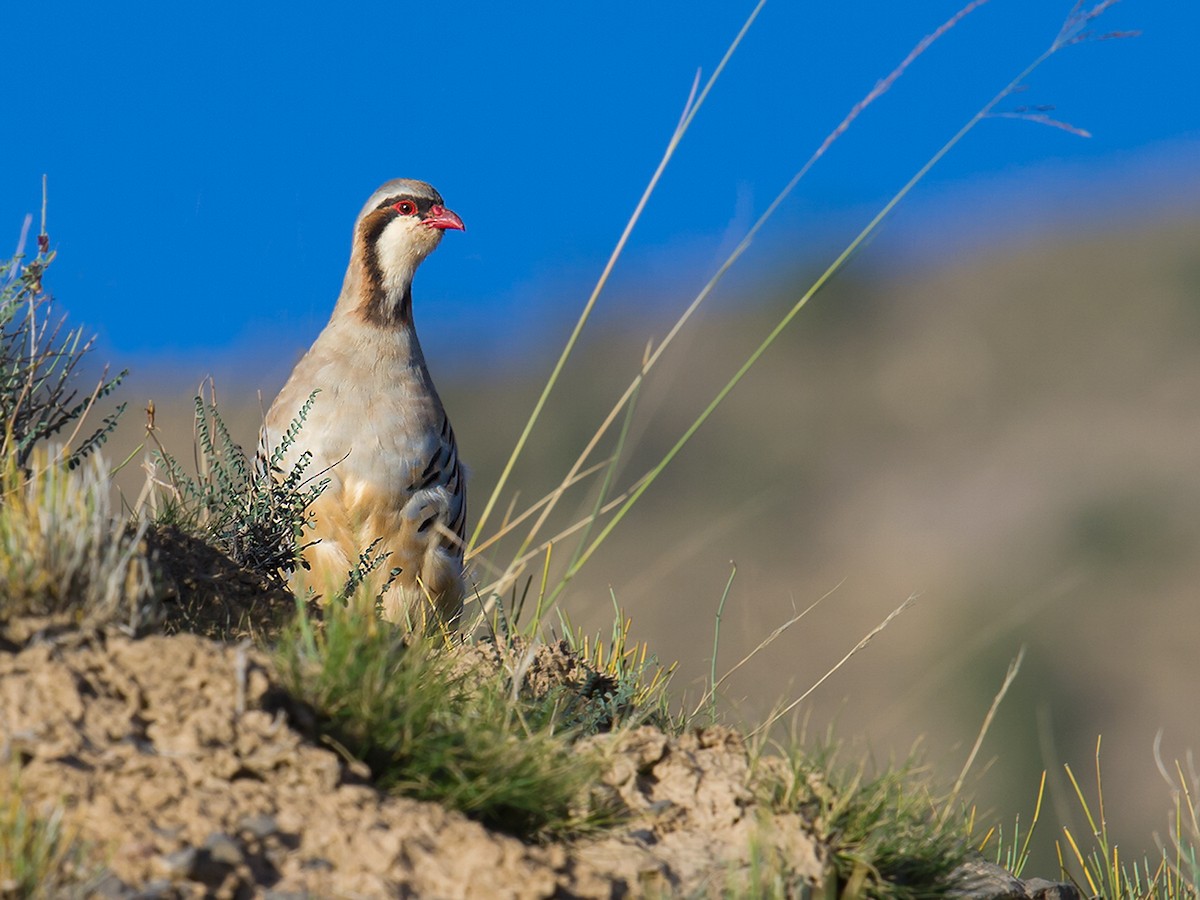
[[260, 179, 467, 628]]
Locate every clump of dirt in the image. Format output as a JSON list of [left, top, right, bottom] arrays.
[[462, 637, 616, 701], [574, 726, 828, 896], [1, 627, 826, 897], [456, 636, 628, 732]]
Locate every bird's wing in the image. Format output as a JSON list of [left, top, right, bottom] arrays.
[[404, 411, 466, 560]]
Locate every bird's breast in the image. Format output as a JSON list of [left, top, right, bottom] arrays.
[[267, 328, 447, 491]]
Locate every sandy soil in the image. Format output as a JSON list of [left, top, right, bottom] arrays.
[[1, 625, 827, 898]]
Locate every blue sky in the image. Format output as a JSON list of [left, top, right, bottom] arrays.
[[2, 1, 1195, 376]]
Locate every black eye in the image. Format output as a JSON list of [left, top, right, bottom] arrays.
[[392, 200, 418, 216]]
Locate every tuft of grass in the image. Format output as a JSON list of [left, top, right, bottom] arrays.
[[553, 598, 678, 733], [753, 742, 970, 899], [0, 448, 156, 636], [2, 198, 125, 472], [140, 382, 326, 583], [274, 604, 614, 840], [1156, 737, 1200, 894], [971, 770, 1046, 880], [0, 771, 86, 898], [1057, 737, 1199, 899], [473, 585, 678, 735]]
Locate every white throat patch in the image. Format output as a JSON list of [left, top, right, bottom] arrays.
[[375, 217, 443, 298]]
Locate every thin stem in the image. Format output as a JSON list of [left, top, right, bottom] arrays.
[[554, 44, 1056, 595], [943, 646, 1026, 823], [750, 595, 915, 738], [467, 459, 611, 559], [691, 578, 844, 719], [498, 2, 991, 584], [468, 0, 771, 553], [707, 562, 737, 721]]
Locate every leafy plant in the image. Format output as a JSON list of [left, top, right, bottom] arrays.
[[1, 206, 125, 471], [142, 383, 326, 581]]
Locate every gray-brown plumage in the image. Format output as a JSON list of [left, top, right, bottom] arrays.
[[260, 179, 467, 627]]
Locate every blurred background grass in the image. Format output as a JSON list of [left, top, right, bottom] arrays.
[[103, 200, 1200, 873]]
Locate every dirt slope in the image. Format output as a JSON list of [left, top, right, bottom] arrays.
[[2, 628, 827, 898]]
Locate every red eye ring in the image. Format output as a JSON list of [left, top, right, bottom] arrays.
[[392, 200, 418, 216]]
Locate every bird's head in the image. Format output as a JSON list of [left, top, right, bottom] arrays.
[[349, 179, 465, 324]]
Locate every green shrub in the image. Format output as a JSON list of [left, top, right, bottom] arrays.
[[144, 386, 326, 582], [1, 222, 124, 470]]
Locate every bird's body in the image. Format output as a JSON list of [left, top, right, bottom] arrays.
[[260, 179, 466, 627]]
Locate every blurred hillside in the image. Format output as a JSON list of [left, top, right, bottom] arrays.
[[108, 209, 1200, 871]]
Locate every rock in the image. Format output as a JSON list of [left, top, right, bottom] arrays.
[[948, 857, 1088, 900], [87, 870, 135, 898], [1025, 876, 1085, 900], [154, 847, 198, 880], [202, 832, 244, 867], [236, 812, 280, 839], [129, 879, 176, 899], [948, 857, 1027, 899]]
